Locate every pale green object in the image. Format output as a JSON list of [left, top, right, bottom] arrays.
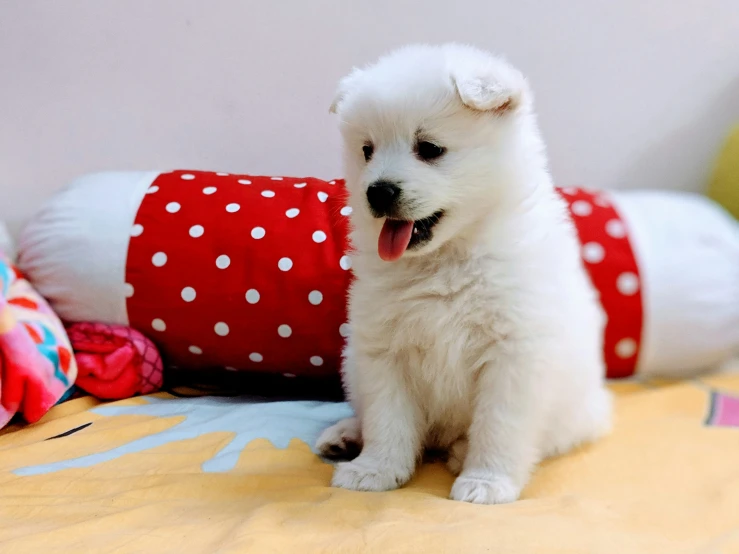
[[708, 124, 739, 220]]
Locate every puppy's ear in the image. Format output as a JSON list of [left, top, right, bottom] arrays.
[[449, 52, 527, 115], [329, 68, 364, 114]]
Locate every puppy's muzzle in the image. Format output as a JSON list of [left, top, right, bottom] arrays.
[[366, 180, 401, 218]]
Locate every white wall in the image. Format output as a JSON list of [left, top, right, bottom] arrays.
[[1, 1, 738, 236]]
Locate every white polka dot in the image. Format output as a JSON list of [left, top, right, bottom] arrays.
[[615, 338, 637, 359], [216, 172, 229, 176], [283, 373, 296, 378], [215, 322, 230, 336], [152, 252, 167, 267], [278, 324, 292, 338], [278, 257, 293, 271], [582, 242, 605, 264], [225, 366, 238, 371], [329, 180, 336, 185], [203, 186, 217, 195], [189, 225, 204, 238], [571, 200, 592, 216], [131, 224, 144, 237], [561, 187, 578, 196], [317, 191, 328, 202], [312, 230, 327, 243], [165, 202, 181, 213], [294, 182, 307, 188], [617, 272, 639, 296], [261, 190, 276, 198], [310, 356, 324, 367], [180, 174, 195, 180], [340, 255, 352, 270], [238, 179, 252, 185], [146, 186, 159, 194], [594, 196, 611, 208], [245, 289, 260, 304], [216, 255, 231, 269], [251, 227, 266, 239], [308, 290, 323, 305], [249, 352, 263, 363], [286, 208, 300, 218], [189, 345, 203, 355], [339, 323, 350, 337], [181, 287, 196, 302], [124, 283, 134, 298], [606, 219, 627, 239], [151, 318, 166, 332], [340, 206, 353, 216], [270, 176, 283, 181], [226, 203, 240, 213]]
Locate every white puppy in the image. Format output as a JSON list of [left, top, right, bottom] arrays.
[[316, 43, 611, 504]]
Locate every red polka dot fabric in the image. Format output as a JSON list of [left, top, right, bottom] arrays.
[[125, 171, 351, 377], [126, 172, 642, 379], [557, 187, 643, 378]]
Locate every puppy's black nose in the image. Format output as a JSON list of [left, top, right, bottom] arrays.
[[366, 181, 400, 216]]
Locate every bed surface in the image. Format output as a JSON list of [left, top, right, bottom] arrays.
[[2, 374, 738, 553]]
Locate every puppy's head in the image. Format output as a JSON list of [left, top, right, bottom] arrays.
[[331, 44, 537, 262]]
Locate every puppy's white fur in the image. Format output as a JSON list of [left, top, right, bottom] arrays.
[[316, 44, 611, 504]]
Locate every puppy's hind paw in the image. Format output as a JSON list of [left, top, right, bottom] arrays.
[[450, 472, 521, 505], [316, 417, 362, 460], [446, 437, 468, 476]]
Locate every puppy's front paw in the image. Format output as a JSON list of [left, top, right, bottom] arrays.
[[450, 472, 521, 505], [331, 455, 412, 492]]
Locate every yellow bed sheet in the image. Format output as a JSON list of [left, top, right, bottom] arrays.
[[1, 375, 738, 553]]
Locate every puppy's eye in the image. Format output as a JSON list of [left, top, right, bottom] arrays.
[[416, 141, 446, 162], [362, 144, 374, 162]]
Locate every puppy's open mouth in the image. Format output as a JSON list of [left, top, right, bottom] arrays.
[[378, 211, 444, 262]]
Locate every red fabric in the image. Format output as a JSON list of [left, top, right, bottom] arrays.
[[556, 188, 643, 378], [125, 172, 642, 379], [67, 322, 164, 399], [126, 171, 351, 376]]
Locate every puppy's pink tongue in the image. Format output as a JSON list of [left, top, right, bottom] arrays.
[[378, 219, 414, 262]]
